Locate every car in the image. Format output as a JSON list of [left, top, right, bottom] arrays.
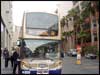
[[67, 49, 77, 57], [85, 53, 97, 59]]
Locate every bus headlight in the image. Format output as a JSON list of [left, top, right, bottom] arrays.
[[21, 62, 30, 69], [49, 61, 62, 69], [22, 64, 30, 69], [21, 61, 37, 69]]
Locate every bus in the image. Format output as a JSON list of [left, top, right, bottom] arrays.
[[17, 12, 62, 74]]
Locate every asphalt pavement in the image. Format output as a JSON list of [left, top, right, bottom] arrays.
[[62, 55, 99, 74]]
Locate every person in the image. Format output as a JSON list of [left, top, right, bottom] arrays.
[[13, 47, 20, 74], [3, 48, 9, 68], [60, 50, 64, 59], [10, 47, 15, 67]]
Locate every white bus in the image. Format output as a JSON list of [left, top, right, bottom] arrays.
[[17, 12, 62, 74]]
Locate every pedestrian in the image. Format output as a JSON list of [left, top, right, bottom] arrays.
[[13, 46, 20, 74], [60, 50, 64, 58], [10, 47, 15, 67], [3, 48, 9, 68]]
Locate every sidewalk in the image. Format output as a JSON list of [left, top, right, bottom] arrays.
[[1, 56, 13, 74]]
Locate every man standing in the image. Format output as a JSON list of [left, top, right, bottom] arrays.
[[12, 47, 20, 74], [60, 51, 64, 58], [3, 48, 9, 68]]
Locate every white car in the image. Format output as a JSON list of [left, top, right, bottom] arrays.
[[67, 49, 77, 57], [85, 53, 97, 59]]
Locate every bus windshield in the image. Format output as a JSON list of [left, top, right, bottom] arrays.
[[26, 12, 58, 36], [20, 39, 60, 60]]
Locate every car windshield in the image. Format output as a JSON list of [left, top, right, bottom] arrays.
[[20, 39, 60, 60]]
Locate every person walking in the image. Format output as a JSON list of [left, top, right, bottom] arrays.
[[3, 48, 9, 68], [10, 47, 15, 67], [60, 50, 64, 59], [13, 47, 20, 74]]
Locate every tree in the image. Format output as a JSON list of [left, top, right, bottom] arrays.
[[68, 8, 85, 46], [77, 30, 88, 46], [60, 17, 66, 27]]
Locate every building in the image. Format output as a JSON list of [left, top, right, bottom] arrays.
[[72, 1, 99, 47], [72, 1, 99, 55], [1, 1, 13, 51], [13, 25, 21, 46], [57, 1, 73, 19], [58, 1, 99, 54]]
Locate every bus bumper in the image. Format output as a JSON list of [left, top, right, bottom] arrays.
[[20, 69, 62, 74]]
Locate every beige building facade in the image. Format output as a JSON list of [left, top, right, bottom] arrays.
[[13, 25, 21, 46], [1, 1, 13, 51]]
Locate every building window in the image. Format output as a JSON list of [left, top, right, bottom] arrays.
[[93, 24, 97, 27], [6, 10, 9, 14], [9, 21, 11, 24], [94, 33, 97, 41], [1, 22, 5, 48]]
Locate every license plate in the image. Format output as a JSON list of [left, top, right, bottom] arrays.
[[22, 71, 30, 74], [37, 69, 48, 74], [39, 64, 47, 68]]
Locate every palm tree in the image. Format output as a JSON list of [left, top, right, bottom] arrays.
[[62, 31, 67, 50], [68, 9, 78, 45], [60, 16, 66, 27], [77, 30, 88, 46], [68, 8, 85, 46], [62, 31, 73, 50]]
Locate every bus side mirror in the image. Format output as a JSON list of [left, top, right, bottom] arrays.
[[17, 40, 21, 47]]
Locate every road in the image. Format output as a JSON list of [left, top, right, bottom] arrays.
[[1, 55, 99, 74], [62, 55, 99, 74]]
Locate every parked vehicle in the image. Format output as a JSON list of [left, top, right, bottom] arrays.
[[85, 53, 97, 59], [67, 49, 77, 57]]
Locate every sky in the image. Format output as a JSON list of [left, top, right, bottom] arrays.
[[12, 1, 72, 26]]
